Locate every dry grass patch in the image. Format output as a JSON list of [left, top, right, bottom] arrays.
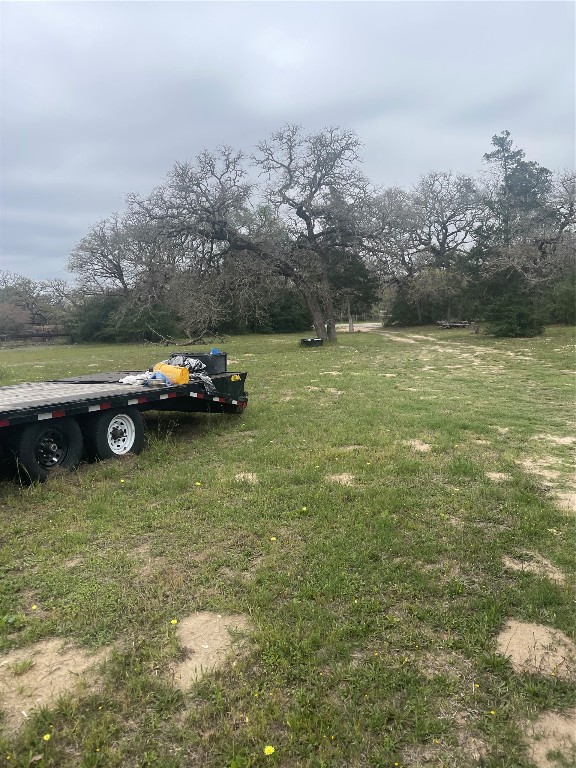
[[524, 709, 576, 768], [131, 544, 166, 578], [325, 473, 355, 486], [220, 555, 263, 583], [496, 620, 576, 680], [0, 639, 108, 734], [170, 612, 250, 690], [235, 472, 259, 485], [418, 648, 473, 680], [486, 471, 512, 482], [502, 553, 566, 584], [405, 439, 432, 453]]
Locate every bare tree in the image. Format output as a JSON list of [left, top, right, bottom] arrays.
[[123, 126, 374, 341], [254, 124, 372, 340], [68, 215, 137, 296], [411, 172, 479, 266]]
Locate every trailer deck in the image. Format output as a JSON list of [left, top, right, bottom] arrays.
[[0, 372, 247, 428]]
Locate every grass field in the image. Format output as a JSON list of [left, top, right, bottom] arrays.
[[0, 325, 574, 768]]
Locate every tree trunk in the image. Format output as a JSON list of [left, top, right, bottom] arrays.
[[415, 297, 423, 324], [347, 299, 354, 333], [326, 317, 337, 342], [299, 285, 327, 339], [321, 272, 337, 342]]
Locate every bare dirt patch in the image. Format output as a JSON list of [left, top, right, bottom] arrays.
[[235, 472, 259, 485], [519, 458, 562, 484], [486, 472, 512, 482], [336, 322, 383, 333], [0, 639, 108, 734], [518, 454, 575, 514], [496, 620, 576, 680], [502, 553, 566, 584], [405, 439, 432, 453], [555, 491, 576, 514], [325, 473, 355, 486], [385, 335, 417, 344], [525, 709, 576, 768], [171, 612, 250, 690], [533, 434, 576, 446]]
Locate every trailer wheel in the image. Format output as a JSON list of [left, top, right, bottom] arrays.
[[84, 408, 144, 461], [14, 418, 83, 483]]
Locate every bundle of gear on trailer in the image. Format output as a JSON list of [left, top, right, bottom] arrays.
[[119, 354, 217, 393]]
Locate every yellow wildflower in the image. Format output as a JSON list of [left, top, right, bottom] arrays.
[[270, 536, 277, 541], [31, 605, 37, 610], [195, 481, 201, 486], [43, 734, 51, 741], [170, 619, 178, 625], [263, 745, 275, 755]]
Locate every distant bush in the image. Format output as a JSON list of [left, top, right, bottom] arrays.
[[542, 273, 576, 325], [483, 271, 544, 337], [69, 296, 179, 343]]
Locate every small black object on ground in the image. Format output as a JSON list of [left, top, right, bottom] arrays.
[[300, 338, 324, 347]]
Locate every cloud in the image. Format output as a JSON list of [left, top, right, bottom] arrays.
[[0, 0, 574, 281]]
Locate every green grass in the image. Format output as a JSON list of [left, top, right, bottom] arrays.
[[0, 326, 575, 767]]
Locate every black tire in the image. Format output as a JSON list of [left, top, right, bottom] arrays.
[[14, 418, 83, 483], [84, 407, 145, 461]]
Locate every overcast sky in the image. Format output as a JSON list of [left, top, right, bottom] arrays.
[[0, 0, 574, 282]]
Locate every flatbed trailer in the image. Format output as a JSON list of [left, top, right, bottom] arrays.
[[0, 355, 247, 483]]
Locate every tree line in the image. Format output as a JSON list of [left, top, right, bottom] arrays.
[[1, 127, 574, 342]]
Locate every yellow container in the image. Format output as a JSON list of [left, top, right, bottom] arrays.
[[152, 363, 190, 385]]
